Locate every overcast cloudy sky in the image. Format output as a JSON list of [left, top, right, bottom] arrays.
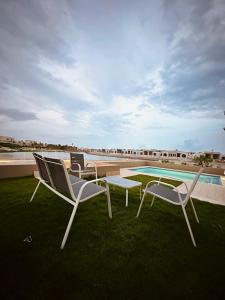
[[0, 0, 225, 151]]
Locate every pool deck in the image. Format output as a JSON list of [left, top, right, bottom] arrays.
[[176, 181, 225, 206], [120, 167, 225, 206], [120, 167, 140, 177]]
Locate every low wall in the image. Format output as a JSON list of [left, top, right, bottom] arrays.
[[146, 161, 225, 176], [104, 160, 146, 168], [0, 163, 38, 179], [0, 161, 121, 179], [0, 159, 224, 179]]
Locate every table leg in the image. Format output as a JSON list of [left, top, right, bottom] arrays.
[[126, 189, 128, 207]]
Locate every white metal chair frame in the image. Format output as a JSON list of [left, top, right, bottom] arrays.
[[30, 155, 112, 250], [70, 161, 98, 180], [137, 169, 203, 247]]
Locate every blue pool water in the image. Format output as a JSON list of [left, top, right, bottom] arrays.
[[130, 167, 222, 185]]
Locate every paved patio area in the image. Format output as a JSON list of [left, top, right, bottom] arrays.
[[177, 181, 225, 206], [120, 167, 140, 177]]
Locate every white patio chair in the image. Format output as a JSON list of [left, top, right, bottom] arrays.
[[136, 168, 203, 247], [69, 153, 97, 179], [30, 153, 112, 249]]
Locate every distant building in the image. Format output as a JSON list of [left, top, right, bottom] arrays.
[[203, 151, 221, 160], [89, 147, 225, 161]]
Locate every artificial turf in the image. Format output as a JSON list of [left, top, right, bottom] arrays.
[[0, 175, 225, 299]]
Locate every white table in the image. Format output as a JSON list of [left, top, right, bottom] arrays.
[[104, 176, 142, 207]]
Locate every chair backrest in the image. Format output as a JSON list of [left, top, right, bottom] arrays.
[[33, 153, 53, 186], [70, 153, 85, 171], [44, 157, 74, 198], [184, 167, 203, 203]]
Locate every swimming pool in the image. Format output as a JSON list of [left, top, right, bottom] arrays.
[[129, 166, 222, 185]]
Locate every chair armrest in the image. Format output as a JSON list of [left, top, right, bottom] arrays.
[[71, 179, 84, 186], [181, 182, 189, 193], [145, 178, 176, 190], [70, 163, 81, 173], [150, 180, 182, 194], [76, 178, 106, 201], [86, 161, 97, 171]]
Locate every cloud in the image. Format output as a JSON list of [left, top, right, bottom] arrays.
[[0, 0, 225, 151], [0, 108, 38, 121], [136, 66, 166, 97], [36, 58, 100, 104], [191, 88, 214, 99], [144, 123, 172, 130], [181, 139, 202, 152]]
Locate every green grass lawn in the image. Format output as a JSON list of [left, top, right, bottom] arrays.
[[1, 175, 225, 299]]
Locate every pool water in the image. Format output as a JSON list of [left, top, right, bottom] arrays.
[[0, 152, 123, 161], [130, 166, 222, 185]]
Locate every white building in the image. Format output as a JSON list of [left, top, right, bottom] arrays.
[[88, 147, 225, 161]]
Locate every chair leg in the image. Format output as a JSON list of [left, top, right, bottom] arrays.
[[125, 189, 129, 207], [60, 203, 79, 250], [181, 205, 197, 247], [30, 181, 41, 202], [190, 198, 199, 223], [151, 195, 155, 207], [106, 184, 112, 218], [136, 191, 146, 218]]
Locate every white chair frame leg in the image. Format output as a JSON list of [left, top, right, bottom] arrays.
[[137, 192, 155, 218], [151, 195, 155, 207], [190, 198, 199, 223], [137, 190, 197, 247], [60, 203, 79, 250], [136, 191, 147, 217], [30, 181, 41, 202], [125, 189, 129, 207], [181, 204, 197, 247], [106, 184, 112, 218], [60, 190, 112, 250]]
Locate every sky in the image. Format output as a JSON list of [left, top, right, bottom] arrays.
[[0, 0, 225, 152]]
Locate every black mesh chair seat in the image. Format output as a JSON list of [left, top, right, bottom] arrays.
[[146, 184, 187, 203], [72, 181, 106, 201], [69, 174, 86, 185]]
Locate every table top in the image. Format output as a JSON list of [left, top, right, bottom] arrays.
[[104, 176, 142, 188]]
